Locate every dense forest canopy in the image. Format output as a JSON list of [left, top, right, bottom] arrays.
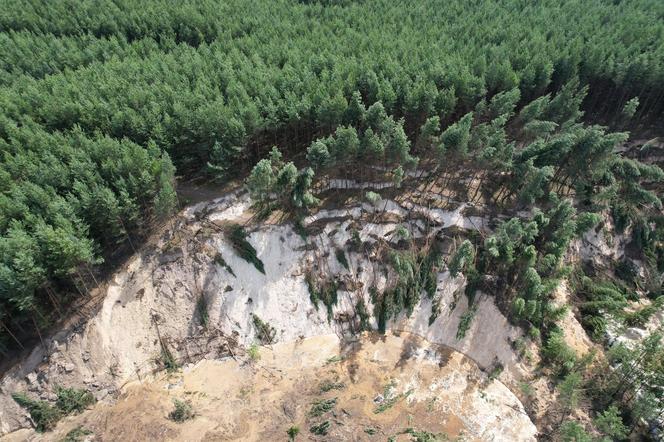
[[1, 0, 664, 367]]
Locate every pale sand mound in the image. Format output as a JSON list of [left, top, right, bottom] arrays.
[[12, 332, 536, 442]]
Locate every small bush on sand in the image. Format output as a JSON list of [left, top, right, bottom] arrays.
[[287, 425, 300, 440], [169, 399, 194, 422], [247, 343, 261, 362]]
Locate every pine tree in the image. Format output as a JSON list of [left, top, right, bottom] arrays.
[[307, 140, 331, 171], [331, 126, 360, 163], [154, 153, 177, 219], [345, 91, 367, 126], [621, 97, 639, 120], [593, 405, 628, 440], [416, 116, 440, 150], [246, 159, 275, 204], [439, 112, 473, 156]]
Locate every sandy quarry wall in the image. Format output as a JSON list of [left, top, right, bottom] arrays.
[[1, 191, 529, 437]]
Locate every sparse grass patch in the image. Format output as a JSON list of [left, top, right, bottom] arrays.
[[108, 362, 120, 378], [237, 385, 254, 400], [324, 355, 344, 365], [61, 426, 93, 442], [426, 398, 437, 412], [168, 399, 194, 422], [403, 428, 449, 441]]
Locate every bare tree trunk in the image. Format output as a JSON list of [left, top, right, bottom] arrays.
[[31, 314, 45, 349], [0, 319, 24, 349], [44, 284, 63, 317]]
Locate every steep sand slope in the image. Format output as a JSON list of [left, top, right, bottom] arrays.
[[5, 333, 536, 441]]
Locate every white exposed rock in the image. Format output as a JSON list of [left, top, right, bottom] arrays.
[[25, 373, 38, 385]]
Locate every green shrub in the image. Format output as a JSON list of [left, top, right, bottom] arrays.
[[247, 343, 261, 362], [213, 253, 236, 277], [308, 397, 337, 417], [309, 420, 331, 435], [519, 382, 535, 398], [374, 395, 401, 414], [456, 305, 477, 340], [623, 296, 664, 327], [575, 212, 601, 235], [448, 240, 475, 277], [614, 259, 637, 286], [558, 420, 591, 442], [306, 271, 338, 321], [196, 294, 209, 328], [12, 386, 96, 433], [12, 392, 62, 432], [287, 425, 300, 441], [594, 405, 628, 440], [335, 248, 349, 270], [355, 298, 371, 332], [541, 328, 577, 374], [168, 399, 194, 422], [55, 386, 96, 414], [159, 341, 179, 372], [488, 362, 504, 380], [372, 245, 441, 334], [365, 191, 381, 206]]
